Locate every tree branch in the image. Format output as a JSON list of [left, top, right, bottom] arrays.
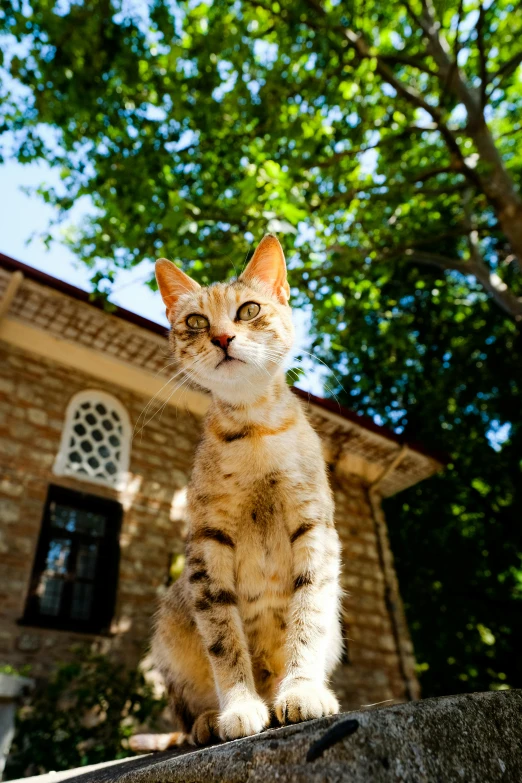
[[491, 50, 522, 83], [476, 3, 488, 109], [402, 0, 428, 36], [302, 0, 522, 263], [401, 0, 522, 262], [315, 125, 438, 168], [304, 0, 482, 191], [410, 165, 457, 183], [405, 249, 522, 321], [379, 53, 438, 77], [452, 0, 465, 60], [404, 0, 482, 117], [405, 249, 471, 274], [417, 183, 469, 196]]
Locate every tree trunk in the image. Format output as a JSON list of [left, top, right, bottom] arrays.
[[412, 3, 522, 264], [470, 121, 522, 263]]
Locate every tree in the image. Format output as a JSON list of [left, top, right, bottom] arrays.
[[1, 0, 521, 317], [1, 0, 521, 696]]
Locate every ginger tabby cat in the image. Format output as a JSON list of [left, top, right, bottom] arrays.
[[130, 235, 342, 751]]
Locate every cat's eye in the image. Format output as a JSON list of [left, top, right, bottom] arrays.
[[237, 302, 260, 321], [186, 314, 209, 330]]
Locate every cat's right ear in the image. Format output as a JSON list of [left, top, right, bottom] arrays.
[[155, 259, 200, 320]]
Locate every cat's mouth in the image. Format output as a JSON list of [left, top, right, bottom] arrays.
[[215, 355, 245, 369]]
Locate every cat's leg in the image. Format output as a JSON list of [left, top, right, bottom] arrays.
[[130, 579, 219, 752], [186, 535, 270, 741], [274, 519, 342, 724], [129, 701, 219, 751], [191, 710, 220, 745]]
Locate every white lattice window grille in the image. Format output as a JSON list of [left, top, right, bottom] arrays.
[[54, 391, 131, 489]]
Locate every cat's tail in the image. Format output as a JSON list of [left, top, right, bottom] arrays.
[[128, 731, 188, 753]]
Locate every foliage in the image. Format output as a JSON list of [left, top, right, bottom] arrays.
[[387, 462, 522, 696], [5, 650, 166, 779], [335, 257, 522, 695], [1, 0, 522, 316], [169, 552, 186, 583], [0, 663, 31, 677], [1, 0, 521, 697], [327, 243, 522, 695]]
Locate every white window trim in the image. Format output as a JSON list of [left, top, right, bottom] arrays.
[[53, 390, 131, 491]]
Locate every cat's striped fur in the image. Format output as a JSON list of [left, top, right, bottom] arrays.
[[130, 235, 342, 751]]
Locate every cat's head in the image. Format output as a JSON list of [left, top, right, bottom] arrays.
[[156, 235, 294, 403]]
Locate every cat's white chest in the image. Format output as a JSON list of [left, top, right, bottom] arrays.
[[235, 488, 292, 595]]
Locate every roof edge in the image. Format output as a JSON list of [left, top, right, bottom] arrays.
[[291, 388, 448, 467], [0, 253, 167, 337]]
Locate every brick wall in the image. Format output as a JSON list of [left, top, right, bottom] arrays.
[[0, 339, 417, 707], [331, 471, 419, 709], [0, 341, 202, 676]]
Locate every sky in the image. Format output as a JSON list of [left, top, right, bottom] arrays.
[[0, 159, 326, 395], [0, 160, 165, 322]]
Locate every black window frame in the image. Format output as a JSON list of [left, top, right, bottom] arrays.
[[21, 484, 122, 635]]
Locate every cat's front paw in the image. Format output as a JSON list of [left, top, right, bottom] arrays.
[[274, 681, 339, 725], [218, 697, 269, 741]]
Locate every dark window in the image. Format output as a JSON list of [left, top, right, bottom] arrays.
[[22, 485, 122, 634]]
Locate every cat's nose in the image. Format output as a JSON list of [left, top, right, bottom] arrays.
[[211, 334, 235, 351]]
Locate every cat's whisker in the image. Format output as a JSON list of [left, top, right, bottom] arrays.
[[134, 356, 208, 438], [171, 359, 215, 415], [247, 355, 273, 380], [239, 245, 253, 275], [154, 376, 193, 425], [247, 348, 289, 380], [154, 358, 180, 378], [285, 350, 345, 410], [136, 373, 197, 436], [226, 254, 239, 278], [133, 370, 187, 440], [260, 348, 287, 360], [134, 362, 190, 422], [294, 349, 346, 392], [256, 349, 287, 365], [176, 372, 202, 412]]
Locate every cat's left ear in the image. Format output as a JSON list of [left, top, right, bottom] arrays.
[[155, 258, 200, 320], [240, 234, 290, 305]]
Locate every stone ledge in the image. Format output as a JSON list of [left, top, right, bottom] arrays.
[[13, 690, 522, 783]]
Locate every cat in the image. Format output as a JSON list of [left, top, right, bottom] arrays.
[[130, 235, 342, 751]]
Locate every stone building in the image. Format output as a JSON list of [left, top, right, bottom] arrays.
[[0, 254, 443, 710]]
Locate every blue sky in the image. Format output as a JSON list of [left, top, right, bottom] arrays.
[[0, 159, 326, 394], [0, 160, 165, 323]]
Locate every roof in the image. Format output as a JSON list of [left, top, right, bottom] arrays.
[[0, 253, 168, 336], [0, 253, 445, 496], [291, 388, 446, 466]]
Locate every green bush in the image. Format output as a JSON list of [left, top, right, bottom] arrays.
[[5, 650, 166, 779]]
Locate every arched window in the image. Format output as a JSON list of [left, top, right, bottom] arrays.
[[54, 390, 131, 489]]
